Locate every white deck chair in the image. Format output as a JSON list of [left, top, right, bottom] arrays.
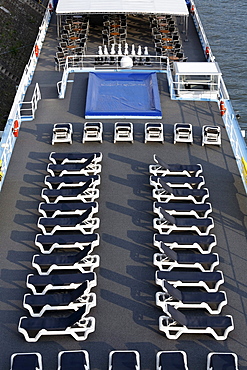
[[52, 123, 73, 145], [108, 350, 140, 370], [23, 284, 96, 317], [202, 125, 221, 146], [153, 243, 219, 271], [82, 122, 103, 143], [206, 352, 239, 370], [156, 351, 188, 370], [174, 123, 193, 144], [10, 352, 43, 370], [144, 122, 164, 143], [49, 152, 102, 165], [154, 233, 217, 254], [114, 122, 134, 143], [159, 305, 234, 340], [153, 209, 214, 236], [18, 307, 95, 342], [156, 281, 227, 314], [156, 269, 224, 292], [150, 154, 203, 176], [58, 350, 90, 370]]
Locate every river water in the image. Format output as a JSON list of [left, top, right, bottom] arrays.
[[194, 0, 247, 133]]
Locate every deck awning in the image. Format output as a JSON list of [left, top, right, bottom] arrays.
[[56, 0, 189, 16]]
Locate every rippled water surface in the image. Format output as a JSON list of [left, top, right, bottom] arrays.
[[194, 0, 247, 129]]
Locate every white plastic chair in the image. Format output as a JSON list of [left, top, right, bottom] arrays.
[[144, 123, 164, 143], [52, 123, 73, 145], [202, 125, 221, 146], [82, 122, 103, 143], [174, 123, 193, 144], [114, 122, 134, 143]]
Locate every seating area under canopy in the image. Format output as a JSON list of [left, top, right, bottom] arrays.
[[56, 0, 189, 37]]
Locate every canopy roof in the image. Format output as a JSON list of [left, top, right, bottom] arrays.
[[174, 62, 222, 75], [56, 0, 189, 16]]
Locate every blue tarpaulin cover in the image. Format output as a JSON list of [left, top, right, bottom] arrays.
[[85, 72, 162, 119]]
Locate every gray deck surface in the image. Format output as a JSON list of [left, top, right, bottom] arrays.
[[0, 13, 247, 370]]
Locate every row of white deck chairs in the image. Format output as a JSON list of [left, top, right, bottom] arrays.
[[18, 152, 103, 342], [9, 350, 239, 369], [150, 154, 234, 340]]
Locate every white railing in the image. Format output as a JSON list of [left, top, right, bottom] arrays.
[[190, 0, 247, 192], [220, 99, 247, 192], [0, 1, 53, 191], [190, 0, 215, 62], [20, 83, 42, 120], [57, 54, 169, 99]]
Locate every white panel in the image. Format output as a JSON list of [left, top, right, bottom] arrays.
[[56, 0, 189, 15]]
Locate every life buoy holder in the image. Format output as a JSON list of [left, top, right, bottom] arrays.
[[220, 100, 227, 116], [12, 120, 19, 137], [205, 46, 210, 59], [35, 44, 39, 58], [49, 3, 53, 13], [190, 5, 195, 15]]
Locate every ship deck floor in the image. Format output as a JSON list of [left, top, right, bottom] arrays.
[[0, 12, 247, 370]]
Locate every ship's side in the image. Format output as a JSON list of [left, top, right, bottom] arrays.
[[0, 2, 246, 370]]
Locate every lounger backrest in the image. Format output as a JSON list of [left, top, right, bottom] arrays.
[[111, 352, 137, 368], [70, 281, 89, 301], [159, 352, 186, 369], [163, 281, 183, 301], [75, 244, 93, 261], [153, 154, 170, 170], [11, 353, 41, 369], [77, 207, 93, 223], [210, 353, 237, 370], [167, 305, 188, 326], [66, 305, 87, 327], [60, 351, 87, 369], [80, 155, 95, 169], [79, 178, 94, 192], [159, 208, 176, 225], [161, 243, 178, 261], [159, 179, 174, 194]]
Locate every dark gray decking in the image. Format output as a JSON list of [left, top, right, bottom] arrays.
[[0, 13, 247, 370]]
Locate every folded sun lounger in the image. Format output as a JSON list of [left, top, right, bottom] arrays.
[[153, 209, 214, 235], [153, 201, 212, 218], [159, 304, 234, 340], [108, 350, 141, 370], [18, 305, 96, 342], [23, 282, 96, 317], [26, 271, 97, 294], [37, 207, 100, 234], [156, 270, 224, 292], [35, 233, 100, 254], [152, 180, 209, 203], [150, 175, 205, 189], [32, 244, 98, 274], [156, 280, 227, 314], [57, 350, 90, 370], [156, 350, 189, 370], [150, 154, 203, 177], [154, 233, 217, 254], [206, 352, 239, 370], [10, 352, 43, 370], [49, 152, 102, 165], [38, 201, 98, 217], [47, 155, 101, 176], [44, 174, 100, 189], [153, 243, 219, 271], [41, 179, 99, 203]]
